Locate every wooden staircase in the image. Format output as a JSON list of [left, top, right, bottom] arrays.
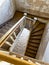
[[0, 15, 49, 65], [0, 50, 49, 65], [0, 21, 16, 38], [25, 21, 46, 58]]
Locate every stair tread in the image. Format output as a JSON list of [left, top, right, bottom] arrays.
[[33, 23, 45, 32], [30, 37, 41, 40], [25, 52, 36, 58], [29, 39, 40, 43], [30, 36, 41, 40], [30, 36, 42, 38], [26, 49, 37, 54], [32, 28, 44, 34], [28, 43, 39, 47], [31, 30, 44, 36], [27, 46, 38, 51], [0, 33, 4, 38], [32, 21, 40, 30]]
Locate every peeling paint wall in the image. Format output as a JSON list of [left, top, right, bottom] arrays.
[[15, 0, 49, 18]]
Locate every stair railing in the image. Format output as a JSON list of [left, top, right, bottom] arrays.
[[0, 51, 49, 65], [0, 15, 26, 48], [0, 13, 35, 49], [0, 13, 49, 65]]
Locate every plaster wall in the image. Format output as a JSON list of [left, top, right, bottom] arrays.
[[0, 0, 16, 25], [36, 22, 49, 63], [42, 42, 49, 63], [15, 0, 49, 18]]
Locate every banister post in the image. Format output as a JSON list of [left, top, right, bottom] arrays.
[[24, 13, 27, 16], [33, 17, 38, 24]]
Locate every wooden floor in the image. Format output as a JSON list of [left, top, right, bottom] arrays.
[[0, 11, 23, 38]]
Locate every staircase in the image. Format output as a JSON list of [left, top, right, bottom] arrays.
[[25, 21, 46, 58], [0, 15, 49, 65], [0, 50, 49, 65], [0, 11, 23, 38], [0, 21, 17, 38]]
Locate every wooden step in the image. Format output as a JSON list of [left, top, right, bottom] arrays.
[[33, 23, 45, 32], [27, 46, 38, 51], [32, 21, 40, 30], [3, 25, 10, 30], [31, 30, 44, 36], [0, 33, 4, 38], [1, 43, 10, 51], [25, 51, 36, 58], [0, 29, 7, 34], [26, 49, 37, 54], [32, 28, 44, 34], [6, 24, 13, 28], [28, 43, 39, 48], [30, 36, 42, 40], [30, 37, 41, 40], [29, 39, 40, 43]]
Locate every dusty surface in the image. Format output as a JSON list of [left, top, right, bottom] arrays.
[[10, 28, 30, 56]]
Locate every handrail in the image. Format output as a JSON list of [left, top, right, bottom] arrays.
[[26, 17, 34, 21], [0, 16, 26, 47], [0, 51, 49, 65], [0, 52, 36, 65], [0, 15, 36, 47], [10, 52, 49, 65]]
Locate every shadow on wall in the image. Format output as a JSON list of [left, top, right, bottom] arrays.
[[0, 0, 16, 25]]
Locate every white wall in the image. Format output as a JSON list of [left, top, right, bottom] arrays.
[[36, 22, 49, 62], [0, 0, 16, 25], [42, 42, 49, 63]]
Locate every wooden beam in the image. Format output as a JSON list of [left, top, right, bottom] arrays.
[[0, 52, 36, 65], [13, 32, 16, 38], [5, 41, 12, 47], [10, 36, 14, 42]]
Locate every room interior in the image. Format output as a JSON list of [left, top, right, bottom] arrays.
[[0, 0, 49, 65]]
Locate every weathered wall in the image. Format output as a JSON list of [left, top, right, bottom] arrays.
[[42, 42, 49, 63], [0, 0, 16, 25], [36, 22, 49, 63], [15, 0, 49, 18]]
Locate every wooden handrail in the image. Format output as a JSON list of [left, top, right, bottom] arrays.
[[0, 16, 26, 47], [0, 52, 36, 65], [10, 52, 49, 65], [0, 51, 49, 65]]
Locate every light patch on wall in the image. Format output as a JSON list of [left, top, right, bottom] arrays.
[[0, 0, 5, 6], [0, 61, 11, 65], [46, 1, 49, 4], [33, 0, 36, 3]]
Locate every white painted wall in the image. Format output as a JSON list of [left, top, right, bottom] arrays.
[[36, 22, 49, 63], [42, 42, 49, 63], [0, 0, 16, 25]]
